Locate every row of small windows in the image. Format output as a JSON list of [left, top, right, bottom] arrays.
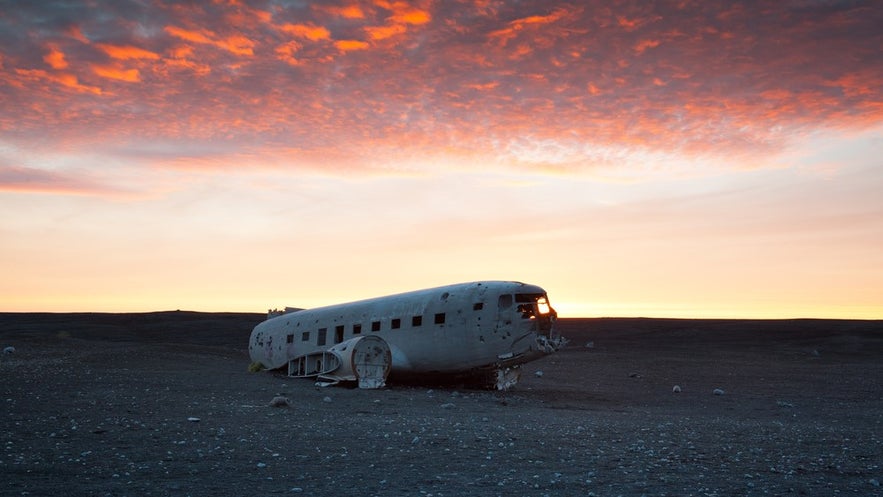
[[293, 312, 448, 347]]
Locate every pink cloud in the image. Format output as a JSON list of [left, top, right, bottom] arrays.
[[0, 166, 126, 196]]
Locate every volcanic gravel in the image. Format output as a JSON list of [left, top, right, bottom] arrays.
[[2, 313, 882, 496]]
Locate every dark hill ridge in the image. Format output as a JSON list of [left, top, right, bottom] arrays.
[[0, 311, 264, 347], [558, 317, 883, 357]]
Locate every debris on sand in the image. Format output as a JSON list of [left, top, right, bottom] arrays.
[[269, 395, 291, 408], [713, 388, 725, 396], [672, 385, 682, 393]]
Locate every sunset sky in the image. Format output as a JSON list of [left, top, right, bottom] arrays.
[[1, 0, 881, 318]]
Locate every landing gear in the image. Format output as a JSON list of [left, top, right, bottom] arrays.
[[492, 365, 521, 391]]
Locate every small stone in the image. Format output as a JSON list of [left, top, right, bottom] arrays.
[[585, 341, 594, 348], [672, 385, 681, 393], [2, 346, 14, 354], [322, 396, 332, 403], [869, 478, 880, 487], [440, 403, 455, 409], [713, 388, 725, 396], [269, 396, 290, 408], [187, 417, 200, 422], [534, 370, 544, 378], [256, 462, 267, 468]]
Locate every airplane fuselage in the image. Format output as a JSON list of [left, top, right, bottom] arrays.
[[248, 281, 562, 387]]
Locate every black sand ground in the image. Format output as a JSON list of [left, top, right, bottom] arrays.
[[2, 312, 881, 496]]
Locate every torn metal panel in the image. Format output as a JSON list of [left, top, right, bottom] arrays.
[[289, 335, 391, 389]]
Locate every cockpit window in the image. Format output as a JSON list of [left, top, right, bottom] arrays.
[[515, 293, 552, 319]]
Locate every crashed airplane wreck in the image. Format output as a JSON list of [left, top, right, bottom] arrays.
[[248, 281, 565, 390]]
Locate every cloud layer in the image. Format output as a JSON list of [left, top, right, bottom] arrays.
[[2, 0, 880, 183]]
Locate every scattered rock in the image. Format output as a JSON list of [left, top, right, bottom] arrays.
[[672, 385, 681, 393], [269, 395, 290, 408], [713, 388, 725, 396]]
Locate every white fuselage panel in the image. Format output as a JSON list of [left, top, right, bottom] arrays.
[[248, 281, 559, 377]]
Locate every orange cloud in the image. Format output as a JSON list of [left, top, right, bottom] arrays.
[[280, 23, 331, 41], [488, 8, 568, 46], [165, 25, 254, 55], [275, 41, 303, 65], [375, 0, 431, 23], [362, 1, 431, 41], [323, 4, 366, 19], [465, 81, 500, 91], [365, 23, 406, 40], [159, 45, 211, 75], [65, 25, 90, 43], [393, 8, 430, 25], [617, 16, 640, 30], [43, 45, 69, 69], [216, 34, 255, 56], [165, 25, 214, 44], [335, 39, 371, 51], [14, 68, 102, 94], [96, 44, 161, 60], [634, 39, 661, 54], [92, 64, 141, 82]]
